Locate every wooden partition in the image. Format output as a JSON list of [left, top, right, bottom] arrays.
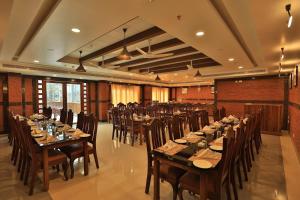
[[97, 81, 110, 121], [175, 85, 214, 104], [216, 75, 288, 133]]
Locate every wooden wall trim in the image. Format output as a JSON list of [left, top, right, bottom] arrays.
[[95, 82, 99, 120], [217, 99, 284, 104], [3, 74, 8, 132], [22, 77, 26, 116], [180, 98, 214, 101], [32, 78, 37, 113], [215, 74, 289, 82], [283, 78, 289, 129]]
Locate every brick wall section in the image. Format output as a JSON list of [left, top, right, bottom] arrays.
[[175, 86, 214, 103], [289, 82, 300, 156], [216, 78, 285, 117], [24, 78, 33, 116], [7, 74, 22, 114], [0, 76, 4, 131], [89, 82, 96, 116]]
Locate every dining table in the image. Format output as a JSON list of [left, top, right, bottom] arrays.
[[151, 118, 239, 200], [28, 117, 90, 191]]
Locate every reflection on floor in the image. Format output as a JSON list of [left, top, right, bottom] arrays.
[[0, 123, 292, 200]]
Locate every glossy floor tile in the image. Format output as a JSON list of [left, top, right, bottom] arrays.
[[0, 123, 294, 200]]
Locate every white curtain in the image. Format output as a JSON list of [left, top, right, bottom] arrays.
[[111, 84, 140, 105], [152, 87, 169, 102]]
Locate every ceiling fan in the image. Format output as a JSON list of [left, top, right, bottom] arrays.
[[136, 39, 174, 58], [187, 60, 194, 70]]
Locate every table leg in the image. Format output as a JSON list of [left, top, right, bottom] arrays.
[[139, 125, 143, 145], [42, 148, 49, 191], [83, 141, 89, 176], [199, 173, 208, 200], [153, 158, 160, 200]]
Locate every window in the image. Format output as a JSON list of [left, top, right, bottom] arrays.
[[152, 87, 169, 103], [111, 84, 140, 106]]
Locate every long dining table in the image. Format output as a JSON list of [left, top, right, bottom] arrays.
[[29, 118, 90, 191], [151, 117, 240, 200]]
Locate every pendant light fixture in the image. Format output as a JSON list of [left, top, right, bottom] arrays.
[[285, 4, 293, 28], [76, 51, 86, 72], [155, 74, 161, 81], [194, 70, 202, 78], [118, 28, 131, 60]]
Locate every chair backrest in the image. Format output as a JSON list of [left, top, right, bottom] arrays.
[[213, 109, 220, 122], [219, 127, 235, 181], [144, 118, 166, 165], [87, 114, 98, 145], [200, 110, 209, 128], [168, 115, 184, 140], [67, 109, 74, 126], [112, 107, 122, 126], [82, 114, 90, 133], [60, 108, 67, 123], [220, 107, 226, 119], [233, 121, 245, 159], [76, 111, 84, 129], [188, 111, 200, 132]]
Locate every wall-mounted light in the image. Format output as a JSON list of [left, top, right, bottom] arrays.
[[281, 47, 285, 60], [285, 4, 293, 28]]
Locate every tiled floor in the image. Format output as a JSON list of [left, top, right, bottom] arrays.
[[0, 123, 297, 200]]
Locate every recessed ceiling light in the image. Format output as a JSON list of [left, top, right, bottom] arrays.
[[185, 75, 189, 78], [53, 74, 57, 77], [174, 73, 178, 76], [33, 60, 39, 63], [71, 28, 80, 33], [195, 31, 205, 37], [129, 73, 133, 76], [238, 66, 244, 69], [228, 58, 234, 62]]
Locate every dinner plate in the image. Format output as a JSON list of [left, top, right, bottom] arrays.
[[32, 134, 44, 138], [193, 159, 213, 169], [193, 131, 204, 136], [210, 145, 223, 151], [80, 133, 91, 137], [174, 139, 187, 144]]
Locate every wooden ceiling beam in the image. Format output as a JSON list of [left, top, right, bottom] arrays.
[[117, 46, 197, 68], [139, 58, 217, 73], [128, 53, 207, 71], [100, 38, 184, 65], [80, 26, 165, 61], [152, 61, 220, 74]]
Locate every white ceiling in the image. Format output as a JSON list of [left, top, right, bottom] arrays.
[[0, 0, 298, 85]]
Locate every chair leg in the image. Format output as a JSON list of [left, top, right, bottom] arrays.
[[11, 141, 16, 161], [24, 159, 30, 185], [241, 153, 248, 181], [20, 156, 27, 180], [70, 159, 75, 179], [178, 186, 184, 200], [62, 161, 69, 181], [231, 170, 238, 200], [145, 169, 152, 194], [13, 147, 19, 166], [28, 164, 37, 195], [93, 151, 100, 169], [171, 184, 178, 200], [112, 126, 115, 140], [250, 140, 255, 161], [131, 131, 135, 146], [225, 180, 232, 200], [236, 160, 243, 189], [17, 151, 23, 172], [123, 129, 127, 144]]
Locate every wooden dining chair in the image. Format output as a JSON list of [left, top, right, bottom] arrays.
[[111, 107, 123, 140], [220, 107, 226, 119], [188, 111, 201, 132], [18, 119, 68, 195], [60, 108, 67, 123], [144, 118, 186, 200], [178, 128, 235, 200], [200, 110, 209, 128], [123, 109, 141, 145], [61, 114, 99, 178], [76, 111, 84, 130], [213, 109, 220, 121], [66, 109, 74, 126], [168, 115, 184, 140]]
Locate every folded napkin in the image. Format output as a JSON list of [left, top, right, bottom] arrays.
[[243, 118, 248, 124], [133, 113, 138, 118], [189, 148, 222, 167], [210, 136, 223, 146], [156, 140, 187, 156], [183, 133, 202, 143], [36, 134, 57, 144], [202, 126, 215, 134], [73, 129, 83, 137], [212, 121, 222, 128]]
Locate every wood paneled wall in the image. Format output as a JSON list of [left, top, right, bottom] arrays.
[[0, 73, 35, 133], [175, 86, 214, 103], [216, 77, 287, 119], [144, 85, 152, 106], [97, 82, 110, 121], [288, 78, 300, 156]]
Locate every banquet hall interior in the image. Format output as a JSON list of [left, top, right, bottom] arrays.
[[0, 0, 300, 200]]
